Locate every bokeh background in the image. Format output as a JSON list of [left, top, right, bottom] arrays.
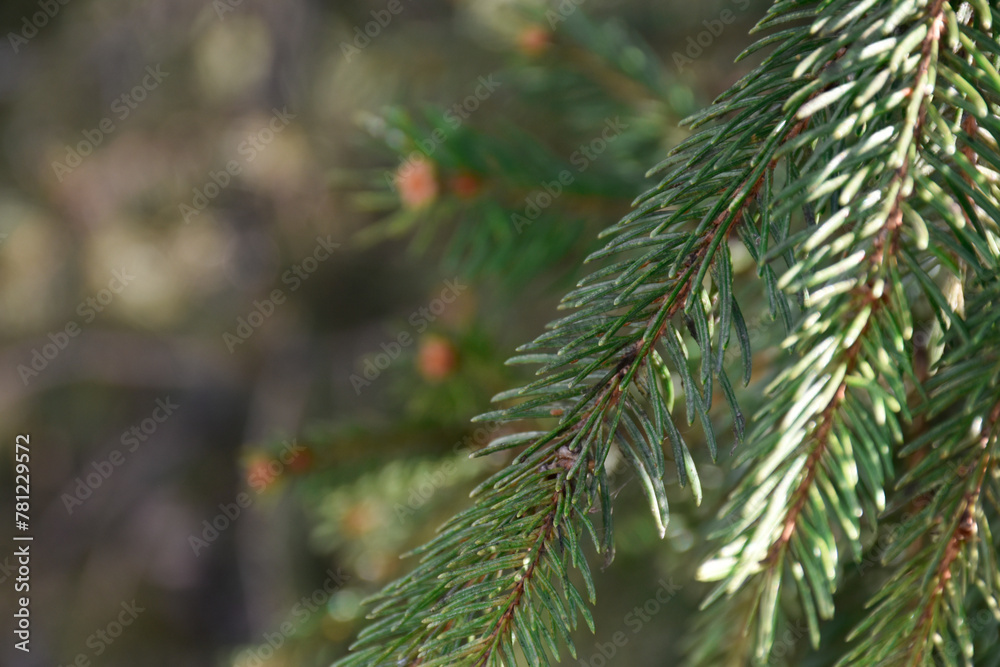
[[0, 0, 778, 665]]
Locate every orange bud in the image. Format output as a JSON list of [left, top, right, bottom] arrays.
[[417, 335, 458, 381], [518, 25, 551, 57], [448, 172, 482, 199], [396, 157, 438, 209], [286, 446, 315, 474], [246, 456, 275, 489]]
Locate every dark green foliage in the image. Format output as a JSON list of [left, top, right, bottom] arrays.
[[340, 1, 1000, 665], [352, 10, 688, 291]]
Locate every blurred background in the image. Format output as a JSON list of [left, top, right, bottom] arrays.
[[0, 0, 777, 665]]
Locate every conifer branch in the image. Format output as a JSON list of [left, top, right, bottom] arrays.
[[841, 276, 1000, 666], [339, 12, 816, 658], [699, 0, 1000, 661], [766, 0, 945, 570], [340, 1, 1000, 664]]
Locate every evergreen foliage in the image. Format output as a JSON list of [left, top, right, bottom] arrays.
[[352, 9, 689, 290], [339, 1, 1000, 664]]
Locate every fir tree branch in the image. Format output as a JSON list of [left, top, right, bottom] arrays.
[[840, 276, 1000, 666], [340, 1, 1000, 664], [905, 448, 991, 667], [699, 0, 1000, 661], [339, 180, 759, 665], [766, 0, 946, 564], [338, 8, 824, 658]]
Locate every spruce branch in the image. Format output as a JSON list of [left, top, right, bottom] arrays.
[[840, 277, 1000, 666], [337, 185, 753, 666], [698, 0, 1000, 662], [337, 7, 833, 662], [339, 1, 1000, 664]]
